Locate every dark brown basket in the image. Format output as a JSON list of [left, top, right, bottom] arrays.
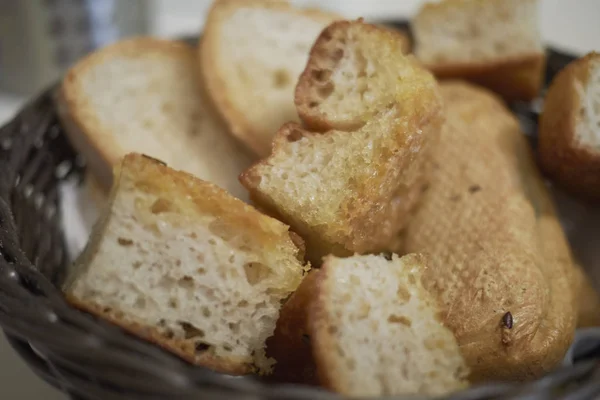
[[0, 24, 599, 400]]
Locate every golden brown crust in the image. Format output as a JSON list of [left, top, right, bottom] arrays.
[[426, 53, 546, 101], [200, 0, 341, 156], [405, 81, 577, 382], [60, 38, 200, 193], [265, 271, 320, 385], [65, 295, 253, 375], [539, 52, 600, 201]]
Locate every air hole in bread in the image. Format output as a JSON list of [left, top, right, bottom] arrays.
[[328, 325, 338, 335], [273, 69, 291, 88], [287, 129, 304, 142], [388, 314, 412, 326], [309, 101, 319, 108], [312, 68, 332, 82], [208, 238, 217, 246], [133, 261, 142, 269], [168, 297, 178, 309], [151, 198, 172, 214], [223, 345, 233, 352], [238, 300, 249, 307], [179, 321, 205, 339], [317, 83, 334, 99], [228, 322, 241, 334], [195, 342, 211, 353], [177, 275, 194, 289], [202, 307, 211, 317], [117, 237, 134, 246], [164, 329, 175, 339], [397, 286, 411, 303], [197, 255, 205, 264], [243, 262, 272, 285]]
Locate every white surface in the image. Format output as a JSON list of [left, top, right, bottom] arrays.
[[0, 1, 599, 399]]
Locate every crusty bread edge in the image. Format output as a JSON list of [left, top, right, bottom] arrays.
[[200, 0, 342, 156], [65, 295, 253, 374], [425, 53, 546, 101], [539, 52, 600, 201], [58, 37, 199, 192]]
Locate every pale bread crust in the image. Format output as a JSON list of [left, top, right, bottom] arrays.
[[65, 153, 307, 375], [405, 82, 577, 382], [539, 52, 600, 201], [200, 0, 341, 156]]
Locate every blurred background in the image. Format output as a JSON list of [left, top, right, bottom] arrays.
[[0, 0, 598, 398]]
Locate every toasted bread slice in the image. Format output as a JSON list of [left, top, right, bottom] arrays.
[[539, 52, 600, 201], [59, 38, 254, 201], [200, 0, 341, 156], [63, 153, 308, 375], [404, 81, 577, 382], [412, 0, 545, 101], [241, 20, 443, 264], [270, 254, 469, 396]]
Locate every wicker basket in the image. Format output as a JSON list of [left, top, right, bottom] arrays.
[[0, 24, 599, 400]]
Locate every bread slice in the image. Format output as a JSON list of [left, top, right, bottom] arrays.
[[412, 0, 545, 101], [200, 0, 341, 157], [241, 20, 443, 264], [404, 81, 577, 382], [539, 52, 600, 201], [59, 38, 254, 201], [270, 254, 469, 397], [63, 153, 308, 375]]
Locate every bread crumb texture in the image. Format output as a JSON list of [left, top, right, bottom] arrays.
[[311, 254, 469, 397]]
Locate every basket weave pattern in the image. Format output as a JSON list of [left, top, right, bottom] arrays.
[[0, 47, 598, 399]]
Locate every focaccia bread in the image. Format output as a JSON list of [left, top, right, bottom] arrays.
[[241, 20, 443, 264], [404, 82, 577, 382]]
